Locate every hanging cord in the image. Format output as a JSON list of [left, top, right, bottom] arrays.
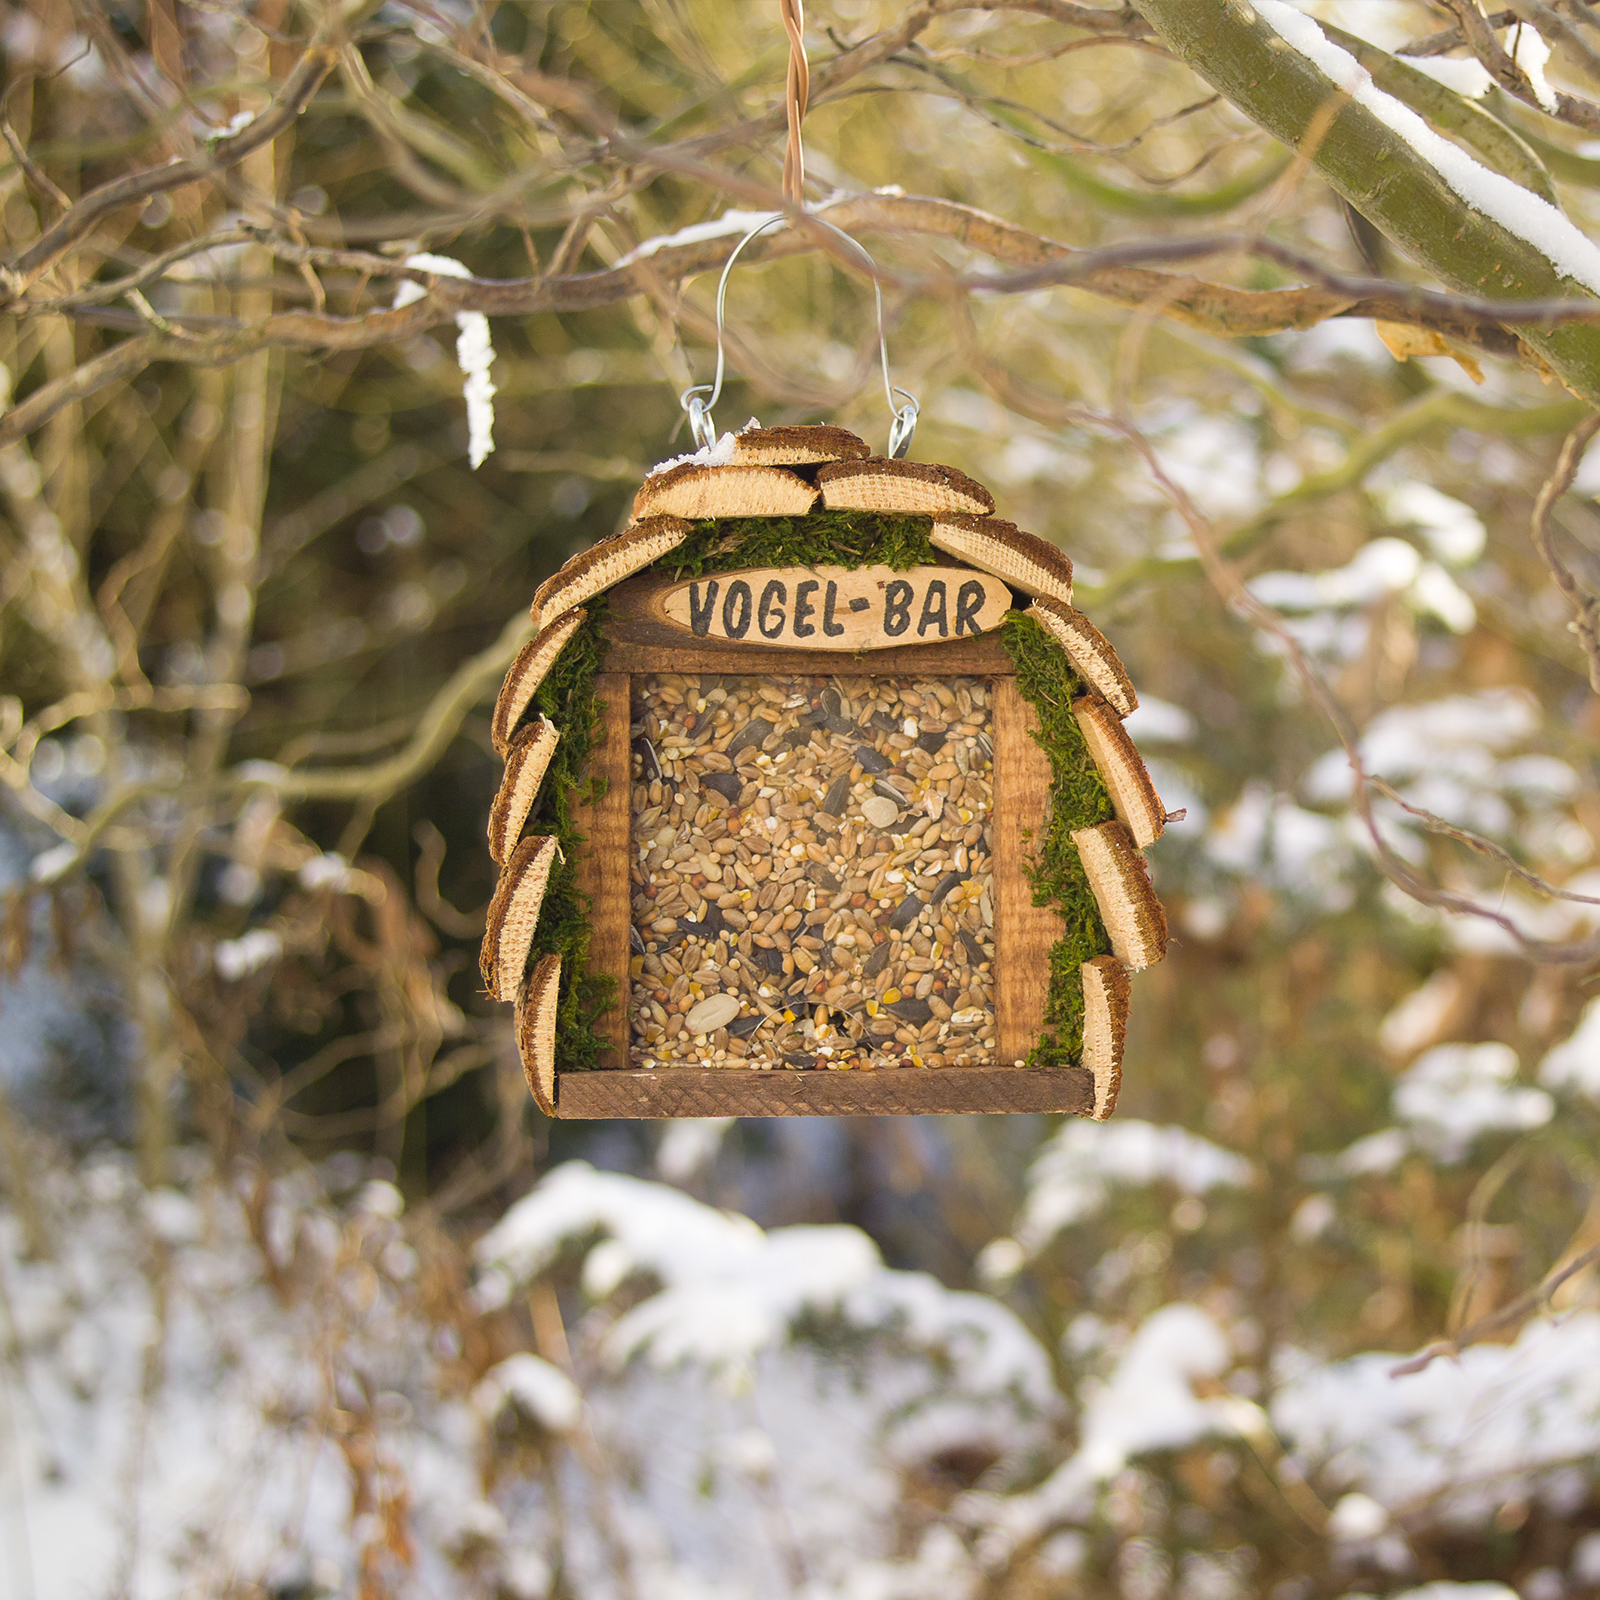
[[678, 216, 919, 459], [675, 2, 916, 457], [780, 0, 809, 204]]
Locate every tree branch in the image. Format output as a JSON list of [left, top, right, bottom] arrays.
[[1133, 0, 1600, 401], [1, 39, 336, 300]]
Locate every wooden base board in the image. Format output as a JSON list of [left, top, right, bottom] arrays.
[[555, 1065, 1093, 1119]]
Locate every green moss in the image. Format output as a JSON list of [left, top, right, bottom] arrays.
[[524, 600, 616, 1073], [1000, 613, 1115, 1067], [667, 509, 938, 576], [537, 516, 1119, 1073]]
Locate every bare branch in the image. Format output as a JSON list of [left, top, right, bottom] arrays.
[[1, 39, 336, 300], [1442, 0, 1600, 130], [1391, 1240, 1600, 1375], [1529, 410, 1600, 690]]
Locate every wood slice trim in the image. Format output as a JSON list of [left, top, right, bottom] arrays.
[[1073, 695, 1165, 849], [930, 516, 1074, 607], [993, 678, 1063, 1063], [554, 1065, 1094, 1119], [531, 517, 691, 633], [573, 672, 634, 1069], [817, 457, 996, 517], [1071, 820, 1168, 972], [492, 609, 586, 757], [1027, 596, 1137, 717], [731, 424, 869, 466], [598, 572, 1019, 676], [489, 717, 560, 865], [1080, 955, 1129, 1121], [516, 954, 561, 1115], [480, 834, 559, 1001], [632, 463, 817, 522]]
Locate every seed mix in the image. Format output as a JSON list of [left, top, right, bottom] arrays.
[[629, 672, 997, 1070]]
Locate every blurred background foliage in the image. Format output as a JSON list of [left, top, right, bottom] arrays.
[[4, 1, 1600, 1596]]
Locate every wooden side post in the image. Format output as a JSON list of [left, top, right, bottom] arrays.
[[573, 672, 634, 1073], [993, 678, 1064, 1063]]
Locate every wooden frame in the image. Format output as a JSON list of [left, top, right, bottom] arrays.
[[560, 572, 1090, 1118]]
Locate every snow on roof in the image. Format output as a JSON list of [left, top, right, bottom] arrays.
[[1258, 4, 1600, 295]]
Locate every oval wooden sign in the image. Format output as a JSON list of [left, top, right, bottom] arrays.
[[658, 564, 1011, 650]]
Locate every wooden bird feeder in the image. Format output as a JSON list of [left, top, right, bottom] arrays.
[[482, 425, 1170, 1119]]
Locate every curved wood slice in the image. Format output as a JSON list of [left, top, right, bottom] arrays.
[[532, 518, 691, 632], [491, 609, 585, 757], [488, 717, 560, 865], [731, 424, 869, 466], [632, 463, 817, 522], [1080, 954, 1130, 1121], [1028, 595, 1137, 717], [480, 834, 560, 1001], [817, 457, 995, 517], [1073, 694, 1165, 849], [930, 515, 1074, 606], [515, 952, 561, 1115], [1070, 819, 1168, 971]]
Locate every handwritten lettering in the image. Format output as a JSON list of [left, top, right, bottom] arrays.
[[661, 565, 1009, 651]]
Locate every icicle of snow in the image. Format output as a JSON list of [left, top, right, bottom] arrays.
[[393, 254, 498, 468], [1510, 24, 1559, 113], [1257, 3, 1600, 294]]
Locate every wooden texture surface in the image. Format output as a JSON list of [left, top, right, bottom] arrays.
[[574, 672, 634, 1068], [556, 1065, 1093, 1119], [993, 678, 1064, 1062], [601, 572, 1017, 677], [655, 565, 1011, 651]]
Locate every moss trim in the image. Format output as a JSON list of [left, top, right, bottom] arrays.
[[525, 599, 616, 1074], [667, 508, 940, 576], [999, 613, 1115, 1067], [537, 513, 1119, 1071]]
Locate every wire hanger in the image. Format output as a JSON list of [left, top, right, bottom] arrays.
[[676, 1, 919, 460]]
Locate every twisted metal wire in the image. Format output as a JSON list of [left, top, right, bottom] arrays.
[[780, 0, 809, 203]]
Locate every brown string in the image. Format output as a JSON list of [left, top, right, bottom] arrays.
[[780, 0, 808, 203]]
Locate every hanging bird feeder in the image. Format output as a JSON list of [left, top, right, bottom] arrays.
[[478, 7, 1171, 1119]]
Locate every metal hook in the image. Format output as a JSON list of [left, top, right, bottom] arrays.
[[677, 212, 919, 459]]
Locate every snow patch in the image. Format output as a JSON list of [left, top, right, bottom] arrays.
[[473, 1353, 581, 1434], [1396, 55, 1493, 99], [1539, 996, 1600, 1099], [1258, 3, 1600, 293], [213, 928, 282, 981], [1010, 1121, 1252, 1256]]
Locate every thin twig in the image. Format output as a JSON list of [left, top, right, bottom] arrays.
[[1391, 1241, 1600, 1375], [1529, 411, 1600, 691]]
